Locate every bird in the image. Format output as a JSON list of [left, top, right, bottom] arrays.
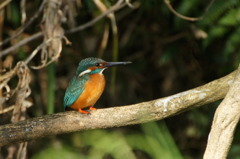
[[63, 57, 131, 114]]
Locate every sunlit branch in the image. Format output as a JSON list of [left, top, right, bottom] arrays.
[[0, 70, 237, 147]]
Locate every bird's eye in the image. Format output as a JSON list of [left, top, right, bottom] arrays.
[[95, 63, 102, 67]]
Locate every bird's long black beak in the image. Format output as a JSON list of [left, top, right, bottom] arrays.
[[104, 61, 132, 67]]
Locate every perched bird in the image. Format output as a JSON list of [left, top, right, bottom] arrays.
[[63, 57, 131, 114]]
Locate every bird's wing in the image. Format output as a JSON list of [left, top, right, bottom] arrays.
[[63, 75, 88, 109]]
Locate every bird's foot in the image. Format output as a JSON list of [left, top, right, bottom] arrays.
[[78, 108, 90, 114], [77, 107, 96, 114], [89, 106, 96, 110]]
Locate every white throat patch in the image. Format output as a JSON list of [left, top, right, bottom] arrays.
[[99, 68, 107, 74], [79, 69, 91, 77]]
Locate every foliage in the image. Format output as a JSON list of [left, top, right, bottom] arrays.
[[32, 121, 183, 159]]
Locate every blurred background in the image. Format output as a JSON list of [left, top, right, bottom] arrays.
[[0, 0, 240, 158]]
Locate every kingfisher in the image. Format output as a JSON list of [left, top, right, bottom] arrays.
[[63, 57, 131, 114]]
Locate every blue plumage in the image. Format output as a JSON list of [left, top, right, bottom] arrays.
[[64, 74, 89, 109]]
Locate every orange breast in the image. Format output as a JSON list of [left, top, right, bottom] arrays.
[[70, 73, 106, 110]]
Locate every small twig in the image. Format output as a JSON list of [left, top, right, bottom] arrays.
[[0, 0, 12, 10], [0, 0, 45, 47], [164, 0, 202, 21], [7, 146, 16, 159], [0, 105, 14, 114], [31, 38, 71, 69], [0, 101, 32, 115], [98, 23, 109, 58], [0, 69, 15, 83], [17, 142, 28, 159], [20, 0, 26, 24], [204, 0, 215, 14], [24, 35, 70, 66], [0, 32, 43, 58], [66, 0, 126, 34], [125, 0, 134, 8]]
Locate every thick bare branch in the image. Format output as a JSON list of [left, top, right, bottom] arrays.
[[203, 67, 240, 159], [0, 70, 237, 147]]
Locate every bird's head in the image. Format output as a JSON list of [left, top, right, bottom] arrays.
[[76, 57, 131, 77]]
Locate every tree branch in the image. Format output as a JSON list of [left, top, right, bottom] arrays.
[[203, 66, 240, 159], [0, 70, 237, 147]]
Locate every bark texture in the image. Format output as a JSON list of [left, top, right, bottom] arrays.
[[0, 70, 237, 147]]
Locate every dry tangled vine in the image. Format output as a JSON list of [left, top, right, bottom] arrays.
[[0, 0, 131, 157]]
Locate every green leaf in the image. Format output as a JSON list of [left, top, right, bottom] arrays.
[[219, 9, 240, 26], [32, 145, 84, 159]]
